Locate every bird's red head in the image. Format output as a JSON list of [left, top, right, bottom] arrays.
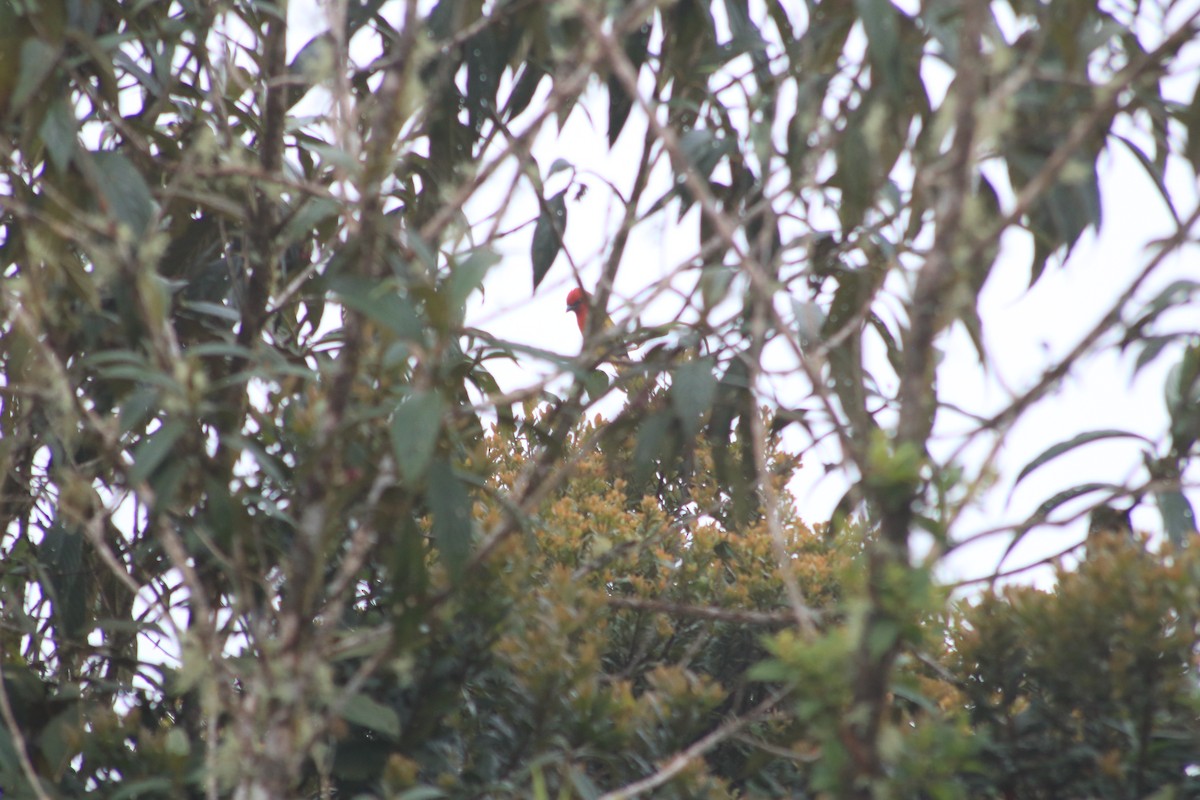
[[565, 287, 589, 332]]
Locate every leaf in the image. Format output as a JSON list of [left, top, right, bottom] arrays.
[[447, 247, 498, 323], [1155, 489, 1196, 547], [854, 0, 903, 101], [281, 196, 341, 247], [1182, 73, 1200, 175], [708, 352, 751, 446], [546, 157, 573, 179], [1029, 483, 1119, 522], [111, 779, 175, 800], [997, 482, 1121, 569], [396, 790, 448, 800], [286, 32, 334, 109], [391, 391, 443, 484], [1133, 336, 1175, 376], [791, 299, 826, 351], [677, 128, 733, 216], [465, 27, 504, 133], [91, 151, 155, 235], [583, 368, 610, 403], [468, 366, 514, 430], [671, 358, 717, 437], [633, 411, 672, 485], [39, 520, 88, 641], [1165, 344, 1200, 453], [38, 97, 76, 172], [1012, 430, 1149, 491], [1113, 134, 1180, 225], [425, 458, 473, 577], [1130, 279, 1200, 333], [11, 38, 58, 115], [119, 387, 159, 434], [327, 275, 422, 340], [504, 63, 544, 120], [831, 123, 872, 232], [340, 693, 401, 740], [530, 189, 567, 291], [607, 20, 652, 147], [178, 299, 240, 322], [129, 419, 187, 485]]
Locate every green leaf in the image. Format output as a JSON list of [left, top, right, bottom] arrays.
[[118, 387, 159, 434], [179, 299, 240, 322], [1113, 134, 1180, 225], [91, 151, 155, 235], [1029, 483, 1119, 522], [791, 299, 826, 351], [677, 128, 733, 216], [505, 63, 545, 120], [281, 196, 340, 247], [328, 275, 422, 340], [583, 368, 610, 403], [111, 779, 174, 800], [340, 693, 401, 740], [1155, 489, 1196, 547], [671, 357, 717, 437], [831, 123, 872, 232], [396, 789, 447, 800], [39, 520, 87, 641], [38, 97, 76, 172], [391, 391, 444, 484], [1164, 344, 1200, 453], [465, 27, 504, 133], [546, 157, 573, 179], [607, 20, 652, 147], [854, 0, 903, 101], [868, 618, 900, 660], [998, 482, 1120, 569], [12, 38, 58, 115], [448, 248, 498, 323], [708, 352, 751, 447], [531, 189, 567, 291], [1012, 430, 1149, 491], [130, 419, 187, 484], [633, 411, 672, 484], [787, 74, 831, 173], [286, 32, 334, 109], [426, 458, 473, 577], [1182, 71, 1200, 175]]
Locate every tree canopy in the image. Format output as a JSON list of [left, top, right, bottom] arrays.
[[2, 0, 1200, 798]]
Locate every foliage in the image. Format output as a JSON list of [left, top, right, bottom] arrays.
[[1, 0, 1199, 798], [950, 534, 1200, 799]]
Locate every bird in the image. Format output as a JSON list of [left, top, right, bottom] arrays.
[[565, 286, 592, 333], [566, 287, 636, 356]]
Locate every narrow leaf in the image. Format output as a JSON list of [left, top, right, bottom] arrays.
[[426, 459, 473, 577], [607, 21, 652, 146], [340, 693, 401, 740], [328, 275, 422, 340], [12, 38, 58, 114], [531, 190, 568, 291], [391, 391, 443, 484], [1012, 430, 1149, 490], [38, 98, 76, 172], [91, 151, 155, 235], [130, 419, 187, 484], [1155, 489, 1196, 547], [671, 358, 717, 437]]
